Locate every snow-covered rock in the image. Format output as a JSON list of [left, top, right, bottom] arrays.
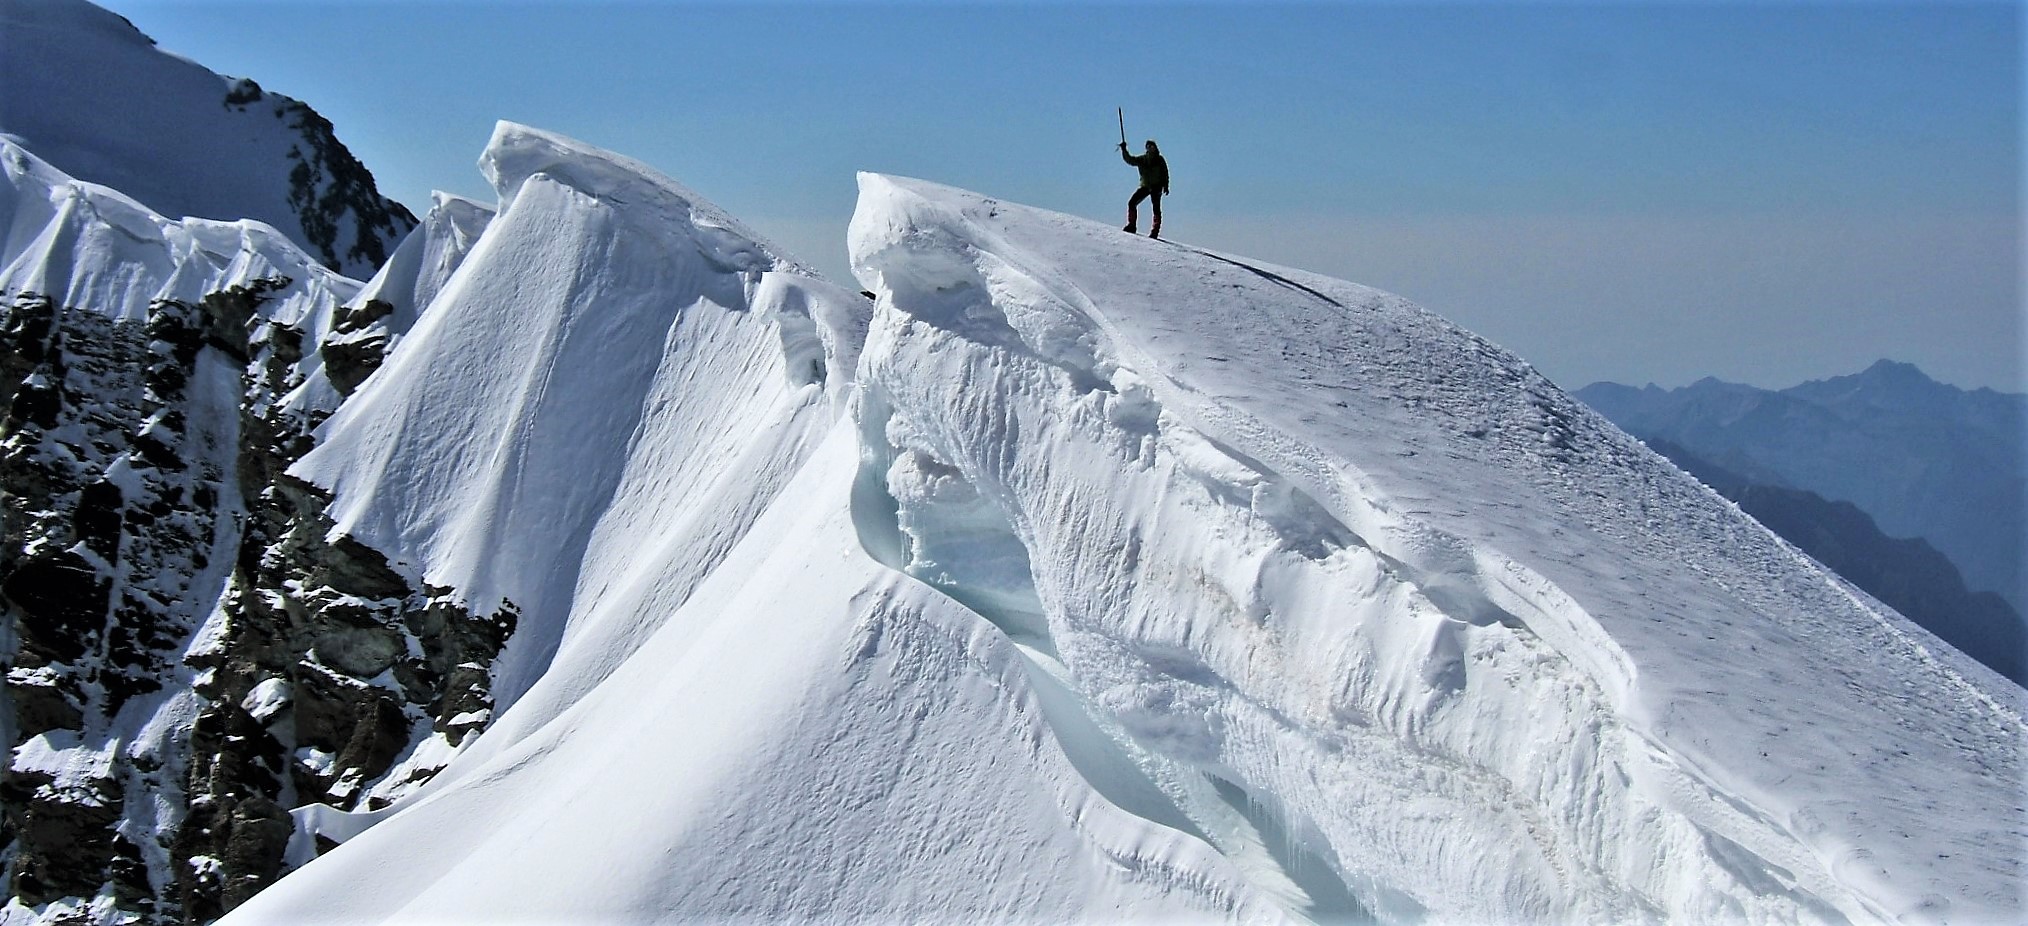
[[294, 121, 872, 724], [218, 142, 2023, 926], [0, 0, 415, 279], [0, 138, 502, 923]]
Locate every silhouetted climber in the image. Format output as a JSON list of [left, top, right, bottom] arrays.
[[1120, 139, 1168, 239]]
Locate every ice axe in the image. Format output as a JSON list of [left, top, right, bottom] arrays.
[[1117, 107, 1126, 148]]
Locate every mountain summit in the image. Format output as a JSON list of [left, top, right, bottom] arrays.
[[0, 0, 415, 278], [200, 136, 2021, 925]]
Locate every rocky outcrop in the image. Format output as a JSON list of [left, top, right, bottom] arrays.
[[0, 283, 513, 923], [317, 300, 394, 398], [271, 99, 418, 277], [212, 81, 416, 277]]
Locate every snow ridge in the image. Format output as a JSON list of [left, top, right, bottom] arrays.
[[225, 125, 1272, 926], [207, 140, 2019, 926], [846, 173, 2024, 924], [295, 120, 870, 727], [0, 138, 358, 366]]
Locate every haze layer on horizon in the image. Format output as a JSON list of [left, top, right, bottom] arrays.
[[93, 0, 2022, 393]]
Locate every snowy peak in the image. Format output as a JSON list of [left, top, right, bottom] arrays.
[[247, 168, 2023, 925], [481, 121, 810, 278], [0, 0, 415, 278], [0, 0, 142, 45], [848, 174, 2023, 923], [0, 138, 356, 334], [7, 104, 2016, 923], [296, 122, 869, 726]]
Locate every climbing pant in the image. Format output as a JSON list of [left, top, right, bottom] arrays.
[[1126, 187, 1162, 238]]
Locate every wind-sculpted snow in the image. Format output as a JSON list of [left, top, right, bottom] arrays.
[[222, 144, 2020, 926], [228, 124, 1272, 924], [846, 174, 2024, 924], [0, 140, 357, 335], [286, 192, 496, 409], [346, 192, 494, 343], [293, 121, 872, 738]]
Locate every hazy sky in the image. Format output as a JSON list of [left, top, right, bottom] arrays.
[[98, 0, 2022, 392]]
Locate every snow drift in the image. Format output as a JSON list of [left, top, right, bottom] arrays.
[[0, 138, 357, 330], [216, 136, 2020, 925]]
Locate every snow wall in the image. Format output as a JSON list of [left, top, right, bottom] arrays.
[[218, 126, 2022, 926]]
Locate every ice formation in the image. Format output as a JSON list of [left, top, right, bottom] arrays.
[[210, 130, 2021, 925]]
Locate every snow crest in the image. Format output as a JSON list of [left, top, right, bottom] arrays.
[[0, 140, 357, 328], [227, 125, 1272, 925], [220, 146, 2020, 925], [846, 174, 2024, 924], [293, 121, 871, 729]]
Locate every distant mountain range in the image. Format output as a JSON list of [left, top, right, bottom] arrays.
[[1643, 437, 2025, 684], [1579, 363, 2026, 683]]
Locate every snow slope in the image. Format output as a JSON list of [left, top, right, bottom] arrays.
[[843, 174, 2027, 923], [0, 0, 414, 278], [224, 141, 2023, 925], [0, 136, 358, 355], [228, 123, 1270, 923], [292, 122, 875, 726]]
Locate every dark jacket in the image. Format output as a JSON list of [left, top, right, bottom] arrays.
[[1122, 147, 1169, 194]]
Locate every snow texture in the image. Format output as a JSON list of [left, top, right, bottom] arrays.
[[0, 138, 358, 336], [220, 138, 2021, 925]]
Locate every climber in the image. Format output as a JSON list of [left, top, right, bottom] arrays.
[[1119, 139, 1169, 239]]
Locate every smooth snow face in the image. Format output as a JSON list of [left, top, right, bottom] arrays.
[[281, 191, 496, 412], [225, 140, 2020, 926], [230, 124, 1276, 925], [293, 121, 870, 728], [0, 138, 358, 371], [846, 174, 2024, 924], [230, 425, 1274, 925], [0, 0, 413, 278], [350, 191, 495, 339]]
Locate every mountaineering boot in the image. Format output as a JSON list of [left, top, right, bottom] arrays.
[[1123, 223, 1137, 233]]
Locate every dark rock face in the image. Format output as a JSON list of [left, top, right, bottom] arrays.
[[0, 286, 515, 923], [2, 771, 123, 907], [319, 299, 395, 397], [276, 103, 417, 277]]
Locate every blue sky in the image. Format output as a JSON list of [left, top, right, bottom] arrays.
[[98, 0, 2021, 392]]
